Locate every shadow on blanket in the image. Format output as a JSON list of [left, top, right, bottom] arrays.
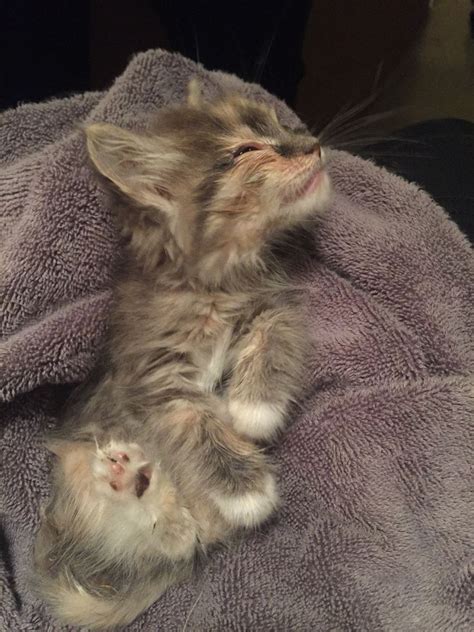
[[0, 50, 473, 631]]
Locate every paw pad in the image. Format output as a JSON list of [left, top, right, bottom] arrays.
[[94, 442, 153, 498]]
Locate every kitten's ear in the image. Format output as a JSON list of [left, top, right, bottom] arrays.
[[85, 123, 176, 212], [269, 106, 279, 124], [46, 438, 96, 459], [46, 439, 76, 458], [187, 78, 202, 107]]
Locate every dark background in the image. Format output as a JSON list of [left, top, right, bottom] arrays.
[[1, 0, 431, 128]]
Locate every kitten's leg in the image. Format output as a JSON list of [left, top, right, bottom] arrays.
[[227, 307, 306, 441], [156, 396, 278, 528]]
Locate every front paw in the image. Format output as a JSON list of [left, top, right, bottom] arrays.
[[211, 472, 279, 528], [228, 400, 286, 441]]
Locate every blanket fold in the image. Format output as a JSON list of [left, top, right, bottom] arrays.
[[1, 49, 473, 631]]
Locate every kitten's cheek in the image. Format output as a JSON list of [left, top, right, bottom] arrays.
[[314, 171, 332, 203], [228, 400, 286, 440]]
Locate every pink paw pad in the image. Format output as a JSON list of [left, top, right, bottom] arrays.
[[97, 443, 152, 498], [107, 452, 129, 486]]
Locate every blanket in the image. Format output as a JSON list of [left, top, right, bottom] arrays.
[[1, 49, 473, 631]]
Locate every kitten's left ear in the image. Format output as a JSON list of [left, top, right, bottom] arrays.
[[187, 78, 202, 107]]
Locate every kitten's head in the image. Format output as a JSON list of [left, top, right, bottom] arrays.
[[86, 80, 331, 283]]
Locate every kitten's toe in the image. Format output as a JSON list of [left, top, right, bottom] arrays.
[[228, 400, 286, 441], [212, 473, 278, 528], [106, 451, 128, 481], [93, 441, 153, 498]]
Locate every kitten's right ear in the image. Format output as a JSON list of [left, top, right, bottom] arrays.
[[85, 123, 177, 213], [187, 78, 202, 107], [46, 439, 76, 458], [46, 438, 95, 460]]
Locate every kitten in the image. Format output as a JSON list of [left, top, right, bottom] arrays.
[[33, 80, 331, 629]]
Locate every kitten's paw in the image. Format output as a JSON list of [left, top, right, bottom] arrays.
[[212, 473, 278, 528], [93, 441, 153, 498], [228, 400, 286, 441]]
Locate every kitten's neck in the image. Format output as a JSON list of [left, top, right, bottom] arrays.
[[124, 246, 271, 295], [195, 248, 268, 290]]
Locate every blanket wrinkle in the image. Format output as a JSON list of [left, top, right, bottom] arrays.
[[0, 49, 473, 631]]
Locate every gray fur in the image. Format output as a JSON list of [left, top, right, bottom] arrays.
[[32, 87, 329, 627]]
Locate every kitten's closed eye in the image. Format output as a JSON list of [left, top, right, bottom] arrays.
[[233, 144, 262, 158]]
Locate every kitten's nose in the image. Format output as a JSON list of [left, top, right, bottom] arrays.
[[305, 141, 321, 157]]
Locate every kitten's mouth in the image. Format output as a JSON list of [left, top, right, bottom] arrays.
[[285, 166, 325, 203]]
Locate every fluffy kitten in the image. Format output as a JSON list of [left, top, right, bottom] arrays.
[[34, 80, 331, 629]]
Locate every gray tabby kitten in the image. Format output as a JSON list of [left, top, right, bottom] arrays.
[[34, 80, 331, 629]]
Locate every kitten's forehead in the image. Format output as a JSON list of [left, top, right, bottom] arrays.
[[232, 100, 280, 136], [211, 96, 278, 132], [154, 96, 290, 147]]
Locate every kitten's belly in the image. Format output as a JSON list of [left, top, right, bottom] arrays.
[[192, 329, 232, 393]]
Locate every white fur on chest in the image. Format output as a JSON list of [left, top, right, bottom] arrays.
[[193, 329, 232, 393]]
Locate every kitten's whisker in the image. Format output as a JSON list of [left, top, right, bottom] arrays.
[[182, 588, 204, 632], [315, 63, 386, 141], [253, 13, 282, 85], [193, 26, 201, 67], [328, 134, 426, 148], [316, 94, 379, 140], [320, 109, 401, 146]]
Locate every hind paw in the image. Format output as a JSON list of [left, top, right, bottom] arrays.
[[93, 441, 153, 498]]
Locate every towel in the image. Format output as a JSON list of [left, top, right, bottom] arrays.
[[1, 49, 473, 631]]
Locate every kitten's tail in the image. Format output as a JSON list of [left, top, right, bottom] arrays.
[[39, 575, 169, 630]]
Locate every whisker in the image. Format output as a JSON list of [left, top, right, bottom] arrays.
[[315, 94, 381, 141], [311, 64, 426, 157], [320, 109, 402, 146], [315, 62, 386, 140], [182, 588, 204, 632], [193, 26, 201, 66], [253, 4, 288, 85], [357, 151, 435, 160], [328, 136, 427, 152]]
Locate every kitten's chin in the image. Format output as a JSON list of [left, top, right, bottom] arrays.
[[282, 170, 332, 219]]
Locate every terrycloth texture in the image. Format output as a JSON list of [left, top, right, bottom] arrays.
[[1, 49, 473, 631]]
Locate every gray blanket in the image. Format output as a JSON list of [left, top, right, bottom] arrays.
[[1, 50, 473, 631]]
